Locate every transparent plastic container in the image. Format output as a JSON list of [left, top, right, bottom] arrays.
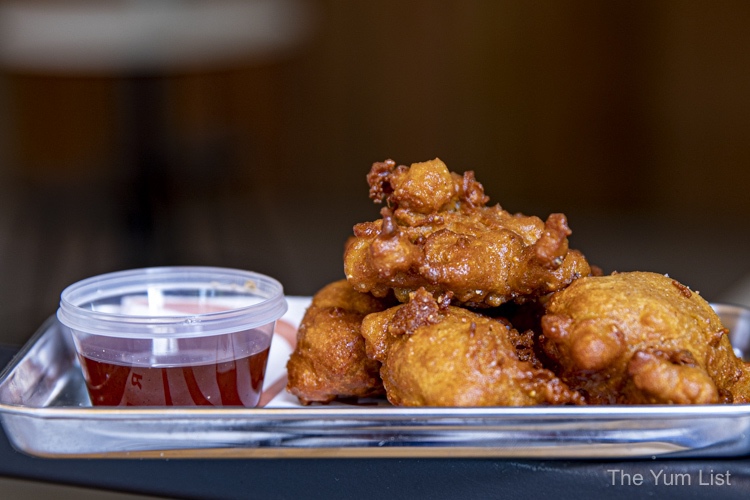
[[56, 266, 287, 407]]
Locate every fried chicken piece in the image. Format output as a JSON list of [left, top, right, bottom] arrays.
[[286, 280, 396, 404], [360, 288, 584, 406], [344, 158, 592, 308], [540, 271, 750, 404]]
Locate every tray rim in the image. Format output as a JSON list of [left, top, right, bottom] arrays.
[[3, 299, 750, 459], [5, 398, 750, 419]]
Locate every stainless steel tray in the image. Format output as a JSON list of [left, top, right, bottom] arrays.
[[2, 297, 750, 459]]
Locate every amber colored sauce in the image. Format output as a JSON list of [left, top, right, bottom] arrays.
[[79, 348, 270, 407]]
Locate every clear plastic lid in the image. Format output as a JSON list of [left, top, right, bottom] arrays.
[[57, 266, 288, 338]]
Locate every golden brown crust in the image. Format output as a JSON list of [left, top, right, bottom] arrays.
[[540, 271, 750, 404], [361, 288, 585, 407], [287, 158, 750, 407], [285, 280, 396, 404], [344, 158, 592, 307]]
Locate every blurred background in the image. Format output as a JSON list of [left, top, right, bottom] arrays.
[[1, 0, 750, 345]]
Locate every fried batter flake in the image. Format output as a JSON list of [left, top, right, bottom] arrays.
[[540, 271, 750, 405], [285, 280, 396, 404], [361, 288, 585, 407], [345, 158, 592, 307]]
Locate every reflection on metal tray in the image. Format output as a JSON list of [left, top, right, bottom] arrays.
[[2, 298, 750, 459]]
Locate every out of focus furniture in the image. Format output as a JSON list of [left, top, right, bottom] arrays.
[[0, 0, 312, 72], [0, 0, 315, 344], [0, 0, 312, 265]]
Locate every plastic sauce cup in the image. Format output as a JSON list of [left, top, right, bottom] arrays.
[[57, 267, 288, 407]]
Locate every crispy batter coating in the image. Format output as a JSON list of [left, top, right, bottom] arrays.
[[360, 288, 585, 406], [287, 157, 749, 408], [286, 280, 396, 404], [540, 271, 750, 404], [344, 158, 592, 307]]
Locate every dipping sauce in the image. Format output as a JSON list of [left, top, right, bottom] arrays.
[[78, 347, 270, 407], [57, 266, 288, 408]]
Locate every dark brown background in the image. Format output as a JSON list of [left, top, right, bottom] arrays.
[[2, 1, 750, 344]]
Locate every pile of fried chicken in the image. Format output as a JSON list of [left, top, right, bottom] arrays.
[[286, 158, 750, 406]]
